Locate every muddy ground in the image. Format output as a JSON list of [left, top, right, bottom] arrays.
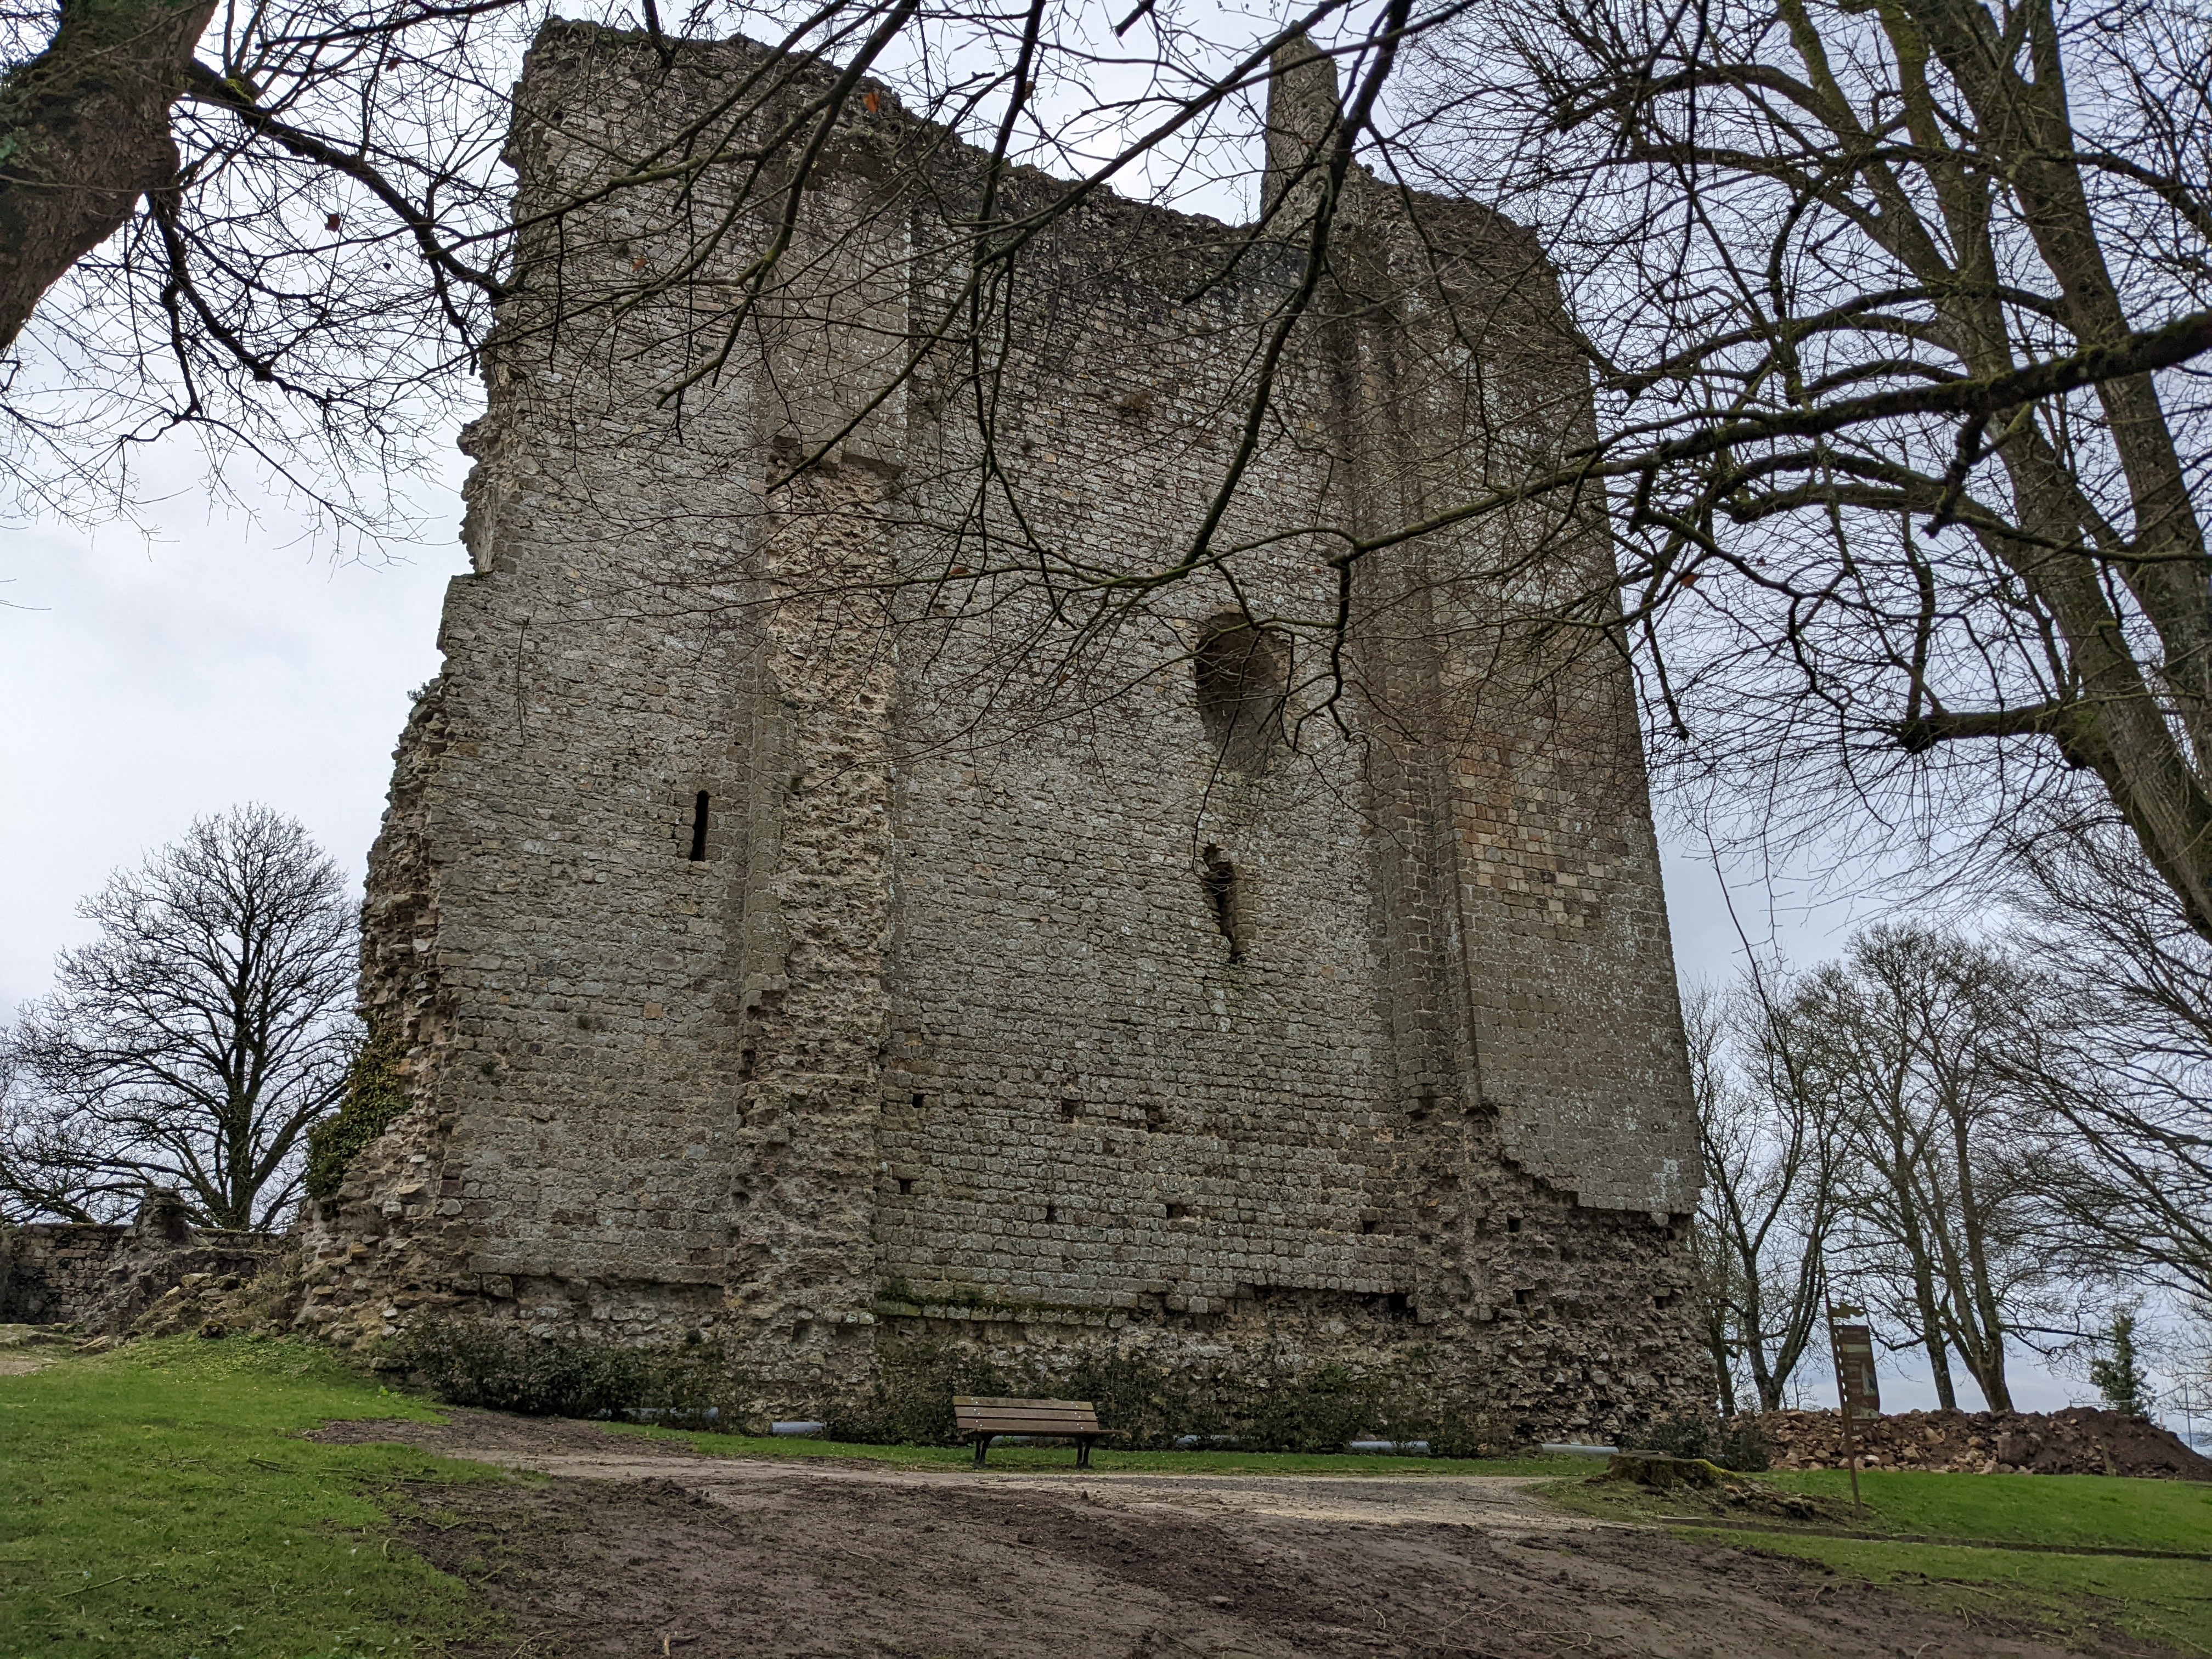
[[314, 1413, 2155, 1659]]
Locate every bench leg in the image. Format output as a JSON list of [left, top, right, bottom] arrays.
[[1076, 1436, 1093, 1469], [974, 1434, 989, 1468]]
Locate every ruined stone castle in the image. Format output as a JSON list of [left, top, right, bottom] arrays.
[[302, 22, 1706, 1440]]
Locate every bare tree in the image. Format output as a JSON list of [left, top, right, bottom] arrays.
[[2005, 811, 2212, 1322], [1405, 0, 2212, 946], [1686, 981, 1838, 1412], [3, 804, 357, 1230], [1785, 925, 2058, 1410], [0, 1043, 139, 1222]]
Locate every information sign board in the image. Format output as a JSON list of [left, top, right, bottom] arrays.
[[1831, 1320, 1882, 1423]]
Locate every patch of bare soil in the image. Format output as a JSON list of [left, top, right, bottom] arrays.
[[322, 1413, 2163, 1659], [0, 1323, 71, 1375]]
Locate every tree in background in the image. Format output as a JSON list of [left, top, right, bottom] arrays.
[[1689, 923, 2151, 1415], [2090, 1311, 2149, 1417], [2005, 812, 2212, 1324], [2, 805, 357, 1230], [1778, 927, 2058, 1412], [0, 1042, 139, 1223], [1686, 982, 1837, 1413]]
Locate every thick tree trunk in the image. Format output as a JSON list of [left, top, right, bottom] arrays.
[[0, 0, 217, 349]]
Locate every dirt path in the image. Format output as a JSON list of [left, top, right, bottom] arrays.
[[316, 1413, 2142, 1659]]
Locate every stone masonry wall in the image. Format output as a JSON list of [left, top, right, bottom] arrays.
[[2, 1193, 283, 1333], [301, 25, 1707, 1442], [0, 1224, 127, 1323]]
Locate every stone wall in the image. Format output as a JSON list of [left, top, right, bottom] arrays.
[[301, 25, 1707, 1442], [0, 1224, 128, 1324], [1, 1193, 283, 1332]]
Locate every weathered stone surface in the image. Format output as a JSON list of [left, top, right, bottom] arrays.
[[301, 25, 1706, 1440]]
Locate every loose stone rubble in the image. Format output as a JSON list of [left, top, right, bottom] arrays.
[[1762, 1407, 2212, 1480]]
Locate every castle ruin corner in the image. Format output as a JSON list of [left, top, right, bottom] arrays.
[[301, 22, 1706, 1443]]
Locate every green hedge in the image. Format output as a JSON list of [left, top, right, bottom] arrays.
[[1620, 1408, 1774, 1471], [390, 1318, 1520, 1454], [390, 1319, 748, 1420]]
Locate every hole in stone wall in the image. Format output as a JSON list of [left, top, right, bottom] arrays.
[[689, 791, 710, 860], [1200, 844, 1244, 963], [911, 1092, 926, 1109], [1193, 616, 1289, 772], [1386, 1291, 1411, 1316], [1360, 1217, 1380, 1235], [1514, 1288, 1533, 1306], [1044, 1203, 1059, 1224], [1165, 1203, 1189, 1220], [897, 1177, 914, 1196], [1505, 1216, 1522, 1233]]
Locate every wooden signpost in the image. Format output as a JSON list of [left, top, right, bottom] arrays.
[[1825, 1296, 1881, 1517]]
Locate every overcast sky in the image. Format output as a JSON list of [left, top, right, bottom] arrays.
[[2, 441, 2100, 1416]]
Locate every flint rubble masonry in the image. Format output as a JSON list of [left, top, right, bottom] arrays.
[[300, 26, 1706, 1440]]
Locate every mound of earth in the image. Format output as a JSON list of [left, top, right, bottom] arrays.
[[1761, 1406, 2212, 1479]]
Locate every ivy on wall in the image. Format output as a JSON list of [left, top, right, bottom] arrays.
[[304, 1038, 412, 1202]]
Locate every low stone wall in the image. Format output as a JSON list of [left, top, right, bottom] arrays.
[[1, 1192, 285, 1334], [0, 1223, 129, 1323]]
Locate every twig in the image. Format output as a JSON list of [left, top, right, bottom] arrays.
[[60, 1574, 133, 1597]]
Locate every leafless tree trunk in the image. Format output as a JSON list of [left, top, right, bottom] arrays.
[[0, 0, 218, 349], [1686, 983, 1837, 1412]]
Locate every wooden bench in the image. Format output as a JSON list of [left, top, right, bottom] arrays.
[[952, 1395, 1118, 1468]]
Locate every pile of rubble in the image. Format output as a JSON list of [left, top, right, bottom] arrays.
[[1760, 1406, 2211, 1479]]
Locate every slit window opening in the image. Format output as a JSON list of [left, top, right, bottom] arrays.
[[689, 791, 710, 861], [1201, 844, 1244, 963]]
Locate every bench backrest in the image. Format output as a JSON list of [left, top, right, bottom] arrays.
[[952, 1395, 1103, 1436]]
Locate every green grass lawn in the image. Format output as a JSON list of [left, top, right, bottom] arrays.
[[1763, 1466, 2212, 1554], [1553, 1464, 2212, 1655], [0, 1333, 505, 1659], [598, 1420, 1606, 1479]]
